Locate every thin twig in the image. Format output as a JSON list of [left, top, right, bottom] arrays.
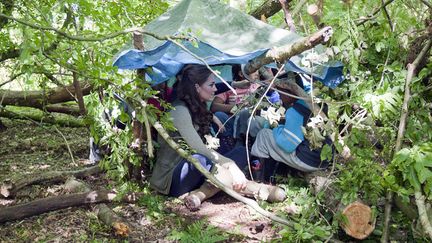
[[356, 0, 396, 26], [245, 65, 285, 180], [0, 72, 24, 88], [339, 108, 368, 136], [381, 0, 394, 31], [291, 0, 309, 17], [378, 49, 392, 88], [53, 125, 76, 165]]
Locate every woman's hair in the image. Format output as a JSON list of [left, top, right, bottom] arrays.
[[232, 64, 243, 81], [176, 64, 214, 139]]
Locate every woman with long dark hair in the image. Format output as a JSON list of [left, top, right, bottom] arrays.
[[150, 64, 286, 210]]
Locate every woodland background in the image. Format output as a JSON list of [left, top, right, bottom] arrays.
[[0, 0, 431, 242]]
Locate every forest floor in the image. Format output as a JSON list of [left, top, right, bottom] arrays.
[[0, 118, 283, 242]]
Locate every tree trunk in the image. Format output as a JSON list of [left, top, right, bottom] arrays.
[[1, 165, 100, 198], [308, 174, 375, 240], [126, 32, 147, 182], [0, 189, 139, 224], [307, 4, 324, 28]]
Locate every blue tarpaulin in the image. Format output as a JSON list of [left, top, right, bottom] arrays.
[[113, 0, 344, 88]]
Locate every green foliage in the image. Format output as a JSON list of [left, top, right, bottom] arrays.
[[336, 157, 384, 205], [385, 143, 432, 200], [167, 220, 229, 243], [276, 186, 335, 242], [279, 219, 333, 242], [137, 188, 168, 220]]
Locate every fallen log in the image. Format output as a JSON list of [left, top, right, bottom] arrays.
[[0, 81, 92, 109], [45, 104, 81, 116], [1, 165, 100, 198], [0, 189, 140, 224], [0, 107, 85, 127], [96, 204, 131, 237], [65, 178, 132, 237]]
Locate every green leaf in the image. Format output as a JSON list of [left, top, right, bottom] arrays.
[[415, 164, 432, 184], [393, 148, 411, 164], [320, 144, 333, 161], [408, 166, 421, 191]]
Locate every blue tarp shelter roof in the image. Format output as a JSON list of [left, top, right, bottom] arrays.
[[113, 0, 344, 88]]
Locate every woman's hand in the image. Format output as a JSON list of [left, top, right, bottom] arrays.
[[227, 163, 247, 191]]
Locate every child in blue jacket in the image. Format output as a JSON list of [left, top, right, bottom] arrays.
[[251, 79, 332, 172]]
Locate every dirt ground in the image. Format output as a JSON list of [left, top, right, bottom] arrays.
[[0, 117, 283, 242]]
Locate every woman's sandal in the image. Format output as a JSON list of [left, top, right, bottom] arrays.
[[184, 194, 201, 211]]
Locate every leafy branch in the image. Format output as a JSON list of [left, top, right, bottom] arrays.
[[381, 39, 432, 242], [0, 13, 189, 42]]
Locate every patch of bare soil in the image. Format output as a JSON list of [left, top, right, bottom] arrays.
[[0, 117, 282, 242], [166, 193, 281, 242]]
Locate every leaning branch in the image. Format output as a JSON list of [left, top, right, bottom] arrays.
[[280, 0, 296, 32], [151, 121, 293, 227], [395, 39, 431, 152], [0, 0, 14, 29], [243, 26, 333, 75], [0, 72, 23, 88], [380, 0, 393, 31]]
